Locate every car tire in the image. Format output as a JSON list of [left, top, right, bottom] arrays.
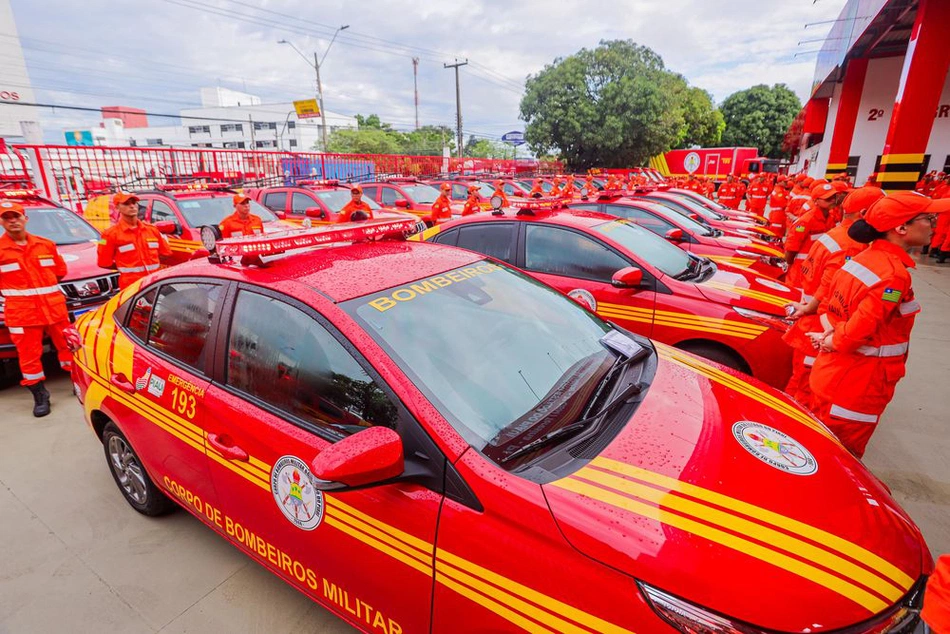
[[676, 342, 749, 374], [102, 422, 176, 517]]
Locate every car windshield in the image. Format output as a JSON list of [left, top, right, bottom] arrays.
[[343, 262, 617, 464], [25, 207, 100, 244], [648, 194, 720, 220], [474, 182, 496, 197], [400, 184, 441, 204], [593, 219, 691, 278], [314, 190, 381, 211], [643, 201, 714, 236], [177, 196, 278, 227]]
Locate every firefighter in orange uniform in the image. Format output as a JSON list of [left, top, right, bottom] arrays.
[[462, 185, 481, 216], [560, 177, 577, 199], [582, 174, 597, 198], [219, 194, 265, 237], [923, 555, 950, 634], [97, 192, 172, 290], [783, 182, 842, 288], [808, 191, 950, 457], [0, 201, 74, 417], [702, 176, 715, 198], [491, 180, 510, 208], [746, 174, 770, 216], [528, 179, 545, 198], [431, 183, 453, 222], [717, 175, 741, 210], [768, 179, 790, 237], [927, 175, 949, 260], [338, 185, 374, 223], [782, 186, 885, 410], [549, 177, 563, 197]]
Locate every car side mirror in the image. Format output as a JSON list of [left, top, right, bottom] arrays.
[[154, 220, 178, 235], [664, 228, 685, 242], [393, 199, 410, 208], [612, 266, 643, 289], [305, 207, 326, 219], [310, 427, 405, 491], [274, 210, 287, 220]]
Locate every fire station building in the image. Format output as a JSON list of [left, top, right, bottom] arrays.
[[791, 0, 950, 191]]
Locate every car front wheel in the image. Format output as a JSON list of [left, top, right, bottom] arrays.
[[102, 421, 176, 516]]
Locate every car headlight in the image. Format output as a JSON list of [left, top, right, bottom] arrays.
[[732, 306, 791, 331], [640, 583, 766, 634]]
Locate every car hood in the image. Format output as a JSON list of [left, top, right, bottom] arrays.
[[714, 235, 783, 258], [694, 267, 797, 317], [542, 347, 925, 632], [59, 240, 114, 281]]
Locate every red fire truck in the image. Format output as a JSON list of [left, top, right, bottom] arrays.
[[650, 147, 784, 183]]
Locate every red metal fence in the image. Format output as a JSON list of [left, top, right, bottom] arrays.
[[2, 144, 562, 212]]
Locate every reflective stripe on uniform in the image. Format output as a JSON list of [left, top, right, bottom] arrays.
[[899, 300, 921, 316], [0, 262, 20, 272], [804, 355, 816, 367], [816, 233, 842, 254], [147, 241, 159, 248], [117, 265, 146, 273], [117, 243, 136, 253], [830, 404, 879, 423], [8, 326, 24, 334], [842, 259, 881, 287], [802, 293, 814, 303], [145, 263, 160, 272], [22, 371, 45, 381], [1, 285, 62, 297], [856, 342, 909, 357], [795, 253, 807, 260], [39, 259, 55, 267]]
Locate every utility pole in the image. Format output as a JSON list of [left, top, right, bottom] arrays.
[[444, 59, 467, 158], [314, 52, 328, 152], [412, 57, 420, 130]]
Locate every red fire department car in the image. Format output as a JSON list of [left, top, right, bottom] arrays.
[[665, 187, 766, 223], [426, 178, 496, 210], [72, 218, 929, 634], [0, 187, 120, 379], [570, 198, 787, 279], [359, 178, 458, 225], [249, 180, 384, 225], [636, 191, 779, 242], [420, 202, 796, 387]]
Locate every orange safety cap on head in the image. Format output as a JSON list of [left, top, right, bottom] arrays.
[[233, 193, 252, 204], [468, 185, 480, 194], [350, 185, 363, 194], [113, 192, 139, 205], [440, 183, 451, 192], [0, 201, 25, 217], [831, 180, 851, 192], [864, 191, 950, 232], [841, 186, 886, 215], [493, 180, 503, 188], [810, 182, 837, 200]]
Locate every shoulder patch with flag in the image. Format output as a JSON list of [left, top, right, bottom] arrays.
[[795, 225, 806, 232], [882, 288, 902, 302]]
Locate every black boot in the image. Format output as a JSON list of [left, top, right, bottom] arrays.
[[937, 250, 948, 264], [929, 248, 940, 258], [921, 245, 930, 255], [28, 381, 51, 417]]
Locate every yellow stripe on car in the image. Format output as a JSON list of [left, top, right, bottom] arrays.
[[703, 281, 791, 309]]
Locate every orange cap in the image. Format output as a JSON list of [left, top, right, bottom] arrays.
[[440, 182, 451, 192], [841, 187, 886, 215], [810, 182, 837, 200], [493, 180, 503, 188], [350, 184, 363, 194], [802, 177, 815, 188], [864, 191, 950, 232], [831, 180, 850, 192], [0, 201, 25, 217], [468, 185, 480, 193], [113, 192, 139, 205], [233, 193, 251, 204]]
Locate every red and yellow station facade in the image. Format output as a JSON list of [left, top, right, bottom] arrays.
[[792, 0, 950, 190]]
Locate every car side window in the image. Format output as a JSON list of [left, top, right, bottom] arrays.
[[291, 192, 313, 214], [226, 291, 398, 437], [362, 185, 379, 200], [430, 228, 458, 246], [502, 183, 518, 196], [524, 225, 629, 283], [604, 205, 676, 234], [451, 184, 468, 201], [380, 187, 404, 206], [570, 204, 601, 212], [125, 288, 158, 342], [263, 192, 287, 212], [150, 200, 180, 233], [455, 224, 513, 262], [146, 282, 222, 372], [137, 200, 148, 221]]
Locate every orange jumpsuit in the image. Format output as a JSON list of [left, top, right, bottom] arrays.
[[782, 219, 866, 410], [768, 186, 789, 236], [492, 188, 510, 207], [930, 183, 950, 251], [462, 197, 480, 216], [430, 194, 452, 222], [783, 203, 828, 288], [0, 233, 72, 385], [717, 182, 741, 209], [338, 201, 373, 223], [923, 555, 950, 634], [97, 218, 171, 289], [746, 181, 770, 214], [219, 212, 264, 237], [810, 240, 920, 457], [528, 184, 544, 197]]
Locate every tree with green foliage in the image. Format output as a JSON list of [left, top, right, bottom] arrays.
[[720, 84, 802, 158], [463, 135, 510, 158], [325, 115, 455, 155], [677, 87, 725, 149], [519, 39, 718, 169]]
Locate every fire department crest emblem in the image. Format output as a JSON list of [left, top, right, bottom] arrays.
[[732, 421, 817, 476], [271, 455, 325, 530]]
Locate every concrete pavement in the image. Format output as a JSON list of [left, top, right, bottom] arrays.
[[1, 259, 948, 633]]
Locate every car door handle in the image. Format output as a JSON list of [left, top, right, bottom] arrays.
[[207, 433, 249, 462], [110, 373, 136, 394]]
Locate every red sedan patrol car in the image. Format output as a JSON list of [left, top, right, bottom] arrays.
[[250, 180, 384, 225], [419, 204, 797, 388], [361, 178, 461, 224], [572, 198, 787, 279], [636, 191, 778, 243], [0, 187, 120, 379], [72, 219, 929, 634]]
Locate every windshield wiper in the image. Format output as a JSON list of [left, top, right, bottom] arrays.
[[500, 344, 649, 465]]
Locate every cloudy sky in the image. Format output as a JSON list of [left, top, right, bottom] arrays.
[[8, 0, 846, 143]]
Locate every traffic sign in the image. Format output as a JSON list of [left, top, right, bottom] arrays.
[[293, 99, 321, 119], [501, 130, 525, 146]]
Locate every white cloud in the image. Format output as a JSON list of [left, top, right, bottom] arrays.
[[7, 0, 847, 142]]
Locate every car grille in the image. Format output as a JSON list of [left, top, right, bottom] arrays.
[[60, 274, 121, 313]]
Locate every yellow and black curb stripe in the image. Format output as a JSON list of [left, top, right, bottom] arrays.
[[551, 456, 913, 615], [597, 302, 767, 340], [877, 153, 924, 192]]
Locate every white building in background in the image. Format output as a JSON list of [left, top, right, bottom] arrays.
[[63, 87, 357, 151], [0, 0, 42, 142]]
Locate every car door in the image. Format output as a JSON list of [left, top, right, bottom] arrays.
[[111, 280, 224, 531], [379, 185, 407, 209], [290, 191, 325, 223], [261, 190, 289, 214], [517, 223, 657, 337], [202, 286, 442, 633], [434, 223, 516, 264]]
